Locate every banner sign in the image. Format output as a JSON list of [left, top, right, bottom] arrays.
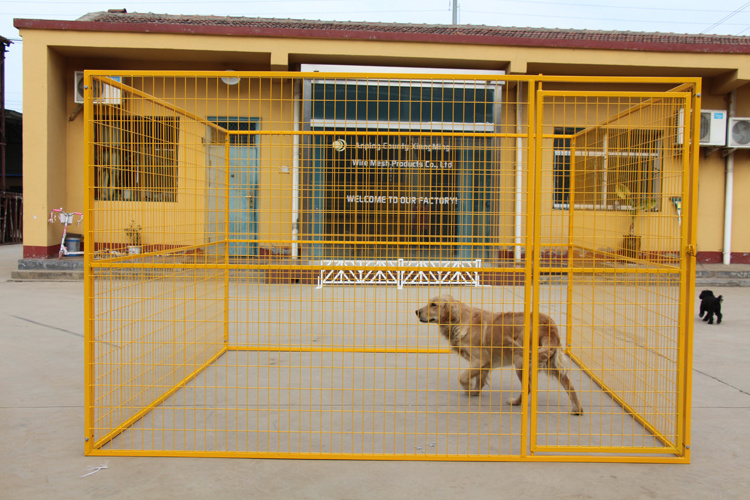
[[344, 194, 458, 205], [328, 134, 458, 206]]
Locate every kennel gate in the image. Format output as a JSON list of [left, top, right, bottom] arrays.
[[83, 72, 697, 462]]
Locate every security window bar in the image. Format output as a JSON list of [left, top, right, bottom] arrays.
[[553, 127, 661, 210], [94, 114, 178, 202]]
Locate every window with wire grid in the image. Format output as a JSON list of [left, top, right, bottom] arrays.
[[553, 127, 662, 211], [94, 114, 178, 202]]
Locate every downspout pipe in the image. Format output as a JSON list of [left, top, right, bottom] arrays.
[[723, 154, 734, 265], [723, 90, 736, 265], [514, 83, 524, 262]]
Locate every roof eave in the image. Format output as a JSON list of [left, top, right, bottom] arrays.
[[12, 18, 750, 55]]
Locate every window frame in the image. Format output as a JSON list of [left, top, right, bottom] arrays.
[[552, 127, 662, 212], [308, 79, 501, 132], [94, 112, 179, 202]]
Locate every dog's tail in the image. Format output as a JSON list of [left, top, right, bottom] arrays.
[[537, 343, 569, 375], [548, 348, 570, 375], [718, 295, 724, 303]]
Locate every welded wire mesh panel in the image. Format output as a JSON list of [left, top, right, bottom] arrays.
[[85, 75, 230, 449], [84, 72, 696, 462], [89, 270, 226, 449], [534, 90, 692, 456], [565, 273, 682, 449]]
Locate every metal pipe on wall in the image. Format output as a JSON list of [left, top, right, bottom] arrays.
[[723, 90, 737, 265], [515, 83, 524, 262]]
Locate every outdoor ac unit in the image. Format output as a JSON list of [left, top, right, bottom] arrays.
[[676, 109, 727, 146], [699, 109, 727, 146], [728, 117, 750, 148], [74, 71, 122, 105]]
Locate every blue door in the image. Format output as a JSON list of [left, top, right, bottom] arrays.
[[210, 117, 259, 257], [228, 146, 259, 256], [458, 136, 493, 260]]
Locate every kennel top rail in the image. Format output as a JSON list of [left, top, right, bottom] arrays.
[[81, 70, 700, 85]]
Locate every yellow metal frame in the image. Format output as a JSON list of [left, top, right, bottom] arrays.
[[83, 71, 698, 462], [533, 88, 693, 462]]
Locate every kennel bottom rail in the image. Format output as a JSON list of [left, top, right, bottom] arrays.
[[86, 344, 686, 462]]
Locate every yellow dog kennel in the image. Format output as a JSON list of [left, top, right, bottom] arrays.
[[83, 71, 698, 462]]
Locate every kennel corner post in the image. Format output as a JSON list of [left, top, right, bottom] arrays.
[[519, 77, 542, 457], [83, 71, 97, 454], [675, 80, 702, 462]]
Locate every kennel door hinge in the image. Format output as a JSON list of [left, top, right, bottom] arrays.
[[686, 245, 696, 258]]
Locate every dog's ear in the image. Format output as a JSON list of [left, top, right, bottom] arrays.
[[439, 300, 452, 324], [439, 298, 461, 324]]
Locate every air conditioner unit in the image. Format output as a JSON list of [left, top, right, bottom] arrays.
[[699, 109, 727, 146], [728, 117, 750, 148], [677, 109, 727, 146], [74, 71, 122, 105]]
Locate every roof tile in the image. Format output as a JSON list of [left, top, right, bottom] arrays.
[[28, 11, 750, 53]]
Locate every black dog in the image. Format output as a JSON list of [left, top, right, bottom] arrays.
[[699, 290, 723, 324]]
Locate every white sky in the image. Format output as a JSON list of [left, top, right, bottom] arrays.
[[2, 0, 750, 112]]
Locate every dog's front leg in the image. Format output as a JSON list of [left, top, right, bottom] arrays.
[[508, 368, 526, 406], [459, 361, 485, 397], [458, 369, 480, 396], [474, 364, 491, 393], [508, 349, 528, 407]]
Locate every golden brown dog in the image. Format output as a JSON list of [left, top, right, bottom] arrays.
[[416, 295, 583, 415]]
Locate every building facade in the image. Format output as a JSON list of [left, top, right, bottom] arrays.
[[13, 11, 750, 262]]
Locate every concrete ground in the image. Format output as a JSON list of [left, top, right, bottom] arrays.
[[1, 243, 749, 499]]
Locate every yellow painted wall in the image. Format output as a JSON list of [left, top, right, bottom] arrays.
[[22, 32, 69, 250], [533, 89, 688, 255], [89, 117, 218, 251], [17, 25, 750, 258], [729, 86, 750, 257], [115, 76, 298, 250], [75, 76, 298, 252]]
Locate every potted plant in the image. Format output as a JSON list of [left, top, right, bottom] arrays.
[[615, 183, 657, 260], [125, 220, 142, 254]]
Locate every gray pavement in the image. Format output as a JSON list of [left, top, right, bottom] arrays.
[[1, 242, 749, 499]]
